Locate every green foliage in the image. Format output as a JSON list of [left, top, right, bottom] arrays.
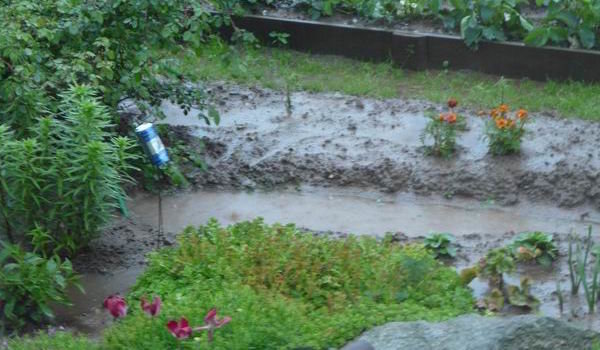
[[479, 247, 515, 288], [0, 86, 138, 256], [568, 226, 593, 295], [485, 105, 528, 155], [0, 242, 80, 331], [459, 0, 533, 48], [5, 331, 99, 350], [525, 0, 600, 49], [269, 31, 291, 46], [0, 0, 219, 136], [510, 231, 558, 266], [420, 101, 466, 158], [424, 233, 457, 258], [506, 277, 540, 310], [102, 219, 473, 349]]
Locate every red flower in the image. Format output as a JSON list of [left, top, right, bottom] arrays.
[[167, 318, 192, 339], [194, 308, 232, 342], [103, 295, 127, 319], [141, 296, 161, 317], [447, 98, 458, 108]]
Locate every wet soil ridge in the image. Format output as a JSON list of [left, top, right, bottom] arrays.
[[162, 85, 600, 209]]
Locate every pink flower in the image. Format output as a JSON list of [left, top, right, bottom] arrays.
[[103, 295, 127, 319], [167, 318, 192, 339], [141, 296, 161, 317], [194, 308, 232, 342]]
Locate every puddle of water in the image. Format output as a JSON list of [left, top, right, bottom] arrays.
[[52, 267, 144, 338], [128, 187, 599, 237]]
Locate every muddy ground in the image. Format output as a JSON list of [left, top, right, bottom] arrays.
[[161, 84, 600, 209], [48, 84, 600, 337]]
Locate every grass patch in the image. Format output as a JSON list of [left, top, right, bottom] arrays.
[[102, 218, 471, 349], [5, 332, 99, 350], [179, 39, 600, 121]]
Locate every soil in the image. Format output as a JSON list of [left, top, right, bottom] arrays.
[[164, 83, 600, 209]]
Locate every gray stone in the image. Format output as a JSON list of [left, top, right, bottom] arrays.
[[341, 340, 375, 350], [356, 314, 600, 350]]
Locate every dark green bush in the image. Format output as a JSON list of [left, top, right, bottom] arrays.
[[0, 85, 137, 255], [0, 242, 80, 331], [0, 0, 218, 137], [102, 219, 473, 349]]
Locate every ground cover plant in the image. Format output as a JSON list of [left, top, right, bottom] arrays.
[[98, 219, 473, 349]]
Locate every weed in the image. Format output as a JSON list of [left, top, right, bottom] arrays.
[[424, 232, 457, 258], [510, 231, 558, 267], [479, 247, 515, 289], [568, 227, 593, 295]]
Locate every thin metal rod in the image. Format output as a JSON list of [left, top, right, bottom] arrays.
[[157, 168, 165, 249]]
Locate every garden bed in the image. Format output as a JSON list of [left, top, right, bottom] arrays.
[[220, 13, 600, 82], [161, 83, 600, 209]]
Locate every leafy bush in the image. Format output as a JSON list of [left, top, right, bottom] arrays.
[[485, 104, 529, 155], [101, 219, 473, 349], [0, 85, 138, 256], [0, 242, 80, 331], [510, 231, 558, 266], [525, 0, 600, 49], [424, 232, 457, 258], [459, 0, 533, 47], [0, 0, 219, 136]]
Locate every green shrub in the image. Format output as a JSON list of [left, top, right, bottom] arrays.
[[0, 242, 80, 331], [0, 0, 219, 136], [0, 85, 138, 255], [102, 219, 473, 349]]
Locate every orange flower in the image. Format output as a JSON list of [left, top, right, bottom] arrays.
[[447, 98, 458, 108], [445, 112, 457, 124], [499, 104, 509, 114], [439, 113, 445, 121], [517, 109, 528, 120], [490, 108, 499, 119], [495, 118, 507, 129]]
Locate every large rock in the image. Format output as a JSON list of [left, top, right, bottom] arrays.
[[357, 314, 600, 350]]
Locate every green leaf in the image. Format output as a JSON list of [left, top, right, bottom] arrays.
[[578, 28, 596, 49], [208, 106, 220, 125], [524, 28, 549, 47]]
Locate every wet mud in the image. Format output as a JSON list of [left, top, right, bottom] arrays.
[[162, 84, 600, 209], [50, 85, 600, 336]]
